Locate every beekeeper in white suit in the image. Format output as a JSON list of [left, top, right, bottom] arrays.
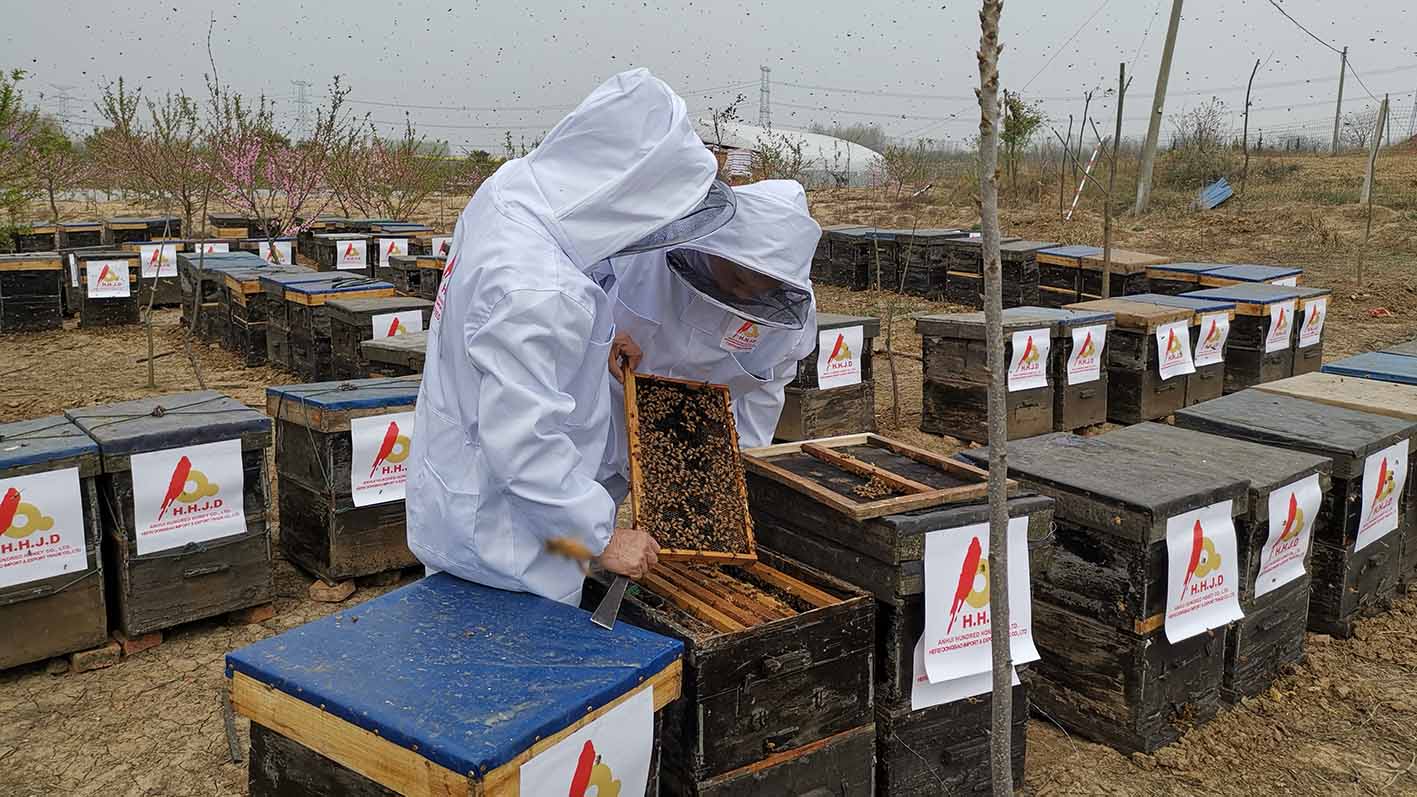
[[595, 179, 820, 506], [406, 69, 735, 605]]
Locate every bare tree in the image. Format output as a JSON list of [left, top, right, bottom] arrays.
[[1342, 107, 1379, 150], [754, 130, 808, 182], [1169, 97, 1228, 152], [328, 117, 448, 221], [25, 121, 92, 235]]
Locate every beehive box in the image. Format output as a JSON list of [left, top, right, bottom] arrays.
[[415, 254, 450, 301], [267, 378, 420, 583], [940, 235, 1021, 308], [368, 226, 433, 279], [1101, 422, 1332, 701], [280, 275, 398, 382], [73, 250, 141, 327], [776, 313, 878, 442], [385, 253, 423, 294], [0, 253, 64, 332], [295, 217, 349, 259], [998, 239, 1058, 308], [57, 221, 103, 250], [1183, 283, 1304, 392], [1123, 293, 1237, 407], [1078, 248, 1167, 299], [325, 296, 434, 380], [916, 308, 1060, 441], [1197, 263, 1303, 288], [103, 215, 182, 247], [1145, 262, 1223, 295], [1034, 244, 1100, 308], [893, 228, 968, 297], [176, 251, 267, 342], [1037, 306, 1116, 431], [0, 416, 107, 670], [810, 224, 858, 286], [1290, 286, 1332, 376], [308, 233, 370, 273], [117, 240, 187, 308], [237, 237, 297, 266], [1254, 372, 1417, 589], [257, 270, 358, 372], [876, 685, 1027, 796], [13, 221, 58, 252], [823, 227, 887, 290], [1068, 297, 1196, 423], [223, 265, 314, 366], [958, 434, 1247, 752], [583, 550, 873, 791], [361, 330, 428, 377], [207, 213, 262, 240], [1175, 390, 1415, 637], [231, 573, 684, 797], [66, 391, 274, 638]]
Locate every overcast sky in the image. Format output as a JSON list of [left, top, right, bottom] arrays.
[[5, 0, 1414, 151]]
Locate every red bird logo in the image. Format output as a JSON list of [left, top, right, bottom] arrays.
[[159, 456, 193, 520], [96, 263, 115, 284], [946, 536, 983, 634], [1180, 519, 1204, 599], [370, 421, 401, 478], [344, 242, 358, 258], [438, 239, 451, 255], [568, 739, 596, 797], [1018, 335, 1037, 366], [1201, 318, 1221, 347], [0, 487, 20, 533], [149, 247, 162, 265], [386, 240, 399, 256], [386, 317, 405, 337]]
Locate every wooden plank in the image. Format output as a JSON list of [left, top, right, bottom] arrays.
[[657, 563, 779, 626], [744, 433, 872, 458], [230, 672, 471, 796], [639, 571, 744, 632], [288, 287, 397, 306], [0, 260, 62, 271], [1066, 298, 1190, 331], [742, 563, 840, 609], [801, 442, 934, 494], [1254, 373, 1417, 423], [743, 456, 867, 519]]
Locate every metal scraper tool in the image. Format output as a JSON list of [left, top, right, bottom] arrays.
[[591, 575, 629, 630]]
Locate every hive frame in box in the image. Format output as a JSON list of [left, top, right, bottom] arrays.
[[744, 433, 1000, 520], [624, 370, 756, 563]]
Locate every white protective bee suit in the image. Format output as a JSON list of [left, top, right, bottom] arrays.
[[597, 180, 821, 498], [406, 69, 729, 605]]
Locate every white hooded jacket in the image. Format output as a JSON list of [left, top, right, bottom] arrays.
[[598, 180, 821, 487], [407, 69, 719, 605]]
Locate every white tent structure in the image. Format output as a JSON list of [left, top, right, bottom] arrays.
[[694, 119, 884, 188]]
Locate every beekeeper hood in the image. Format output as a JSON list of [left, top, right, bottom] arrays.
[[520, 68, 735, 270], [662, 179, 818, 328]]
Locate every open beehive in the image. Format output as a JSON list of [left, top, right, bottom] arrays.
[[624, 371, 755, 562]]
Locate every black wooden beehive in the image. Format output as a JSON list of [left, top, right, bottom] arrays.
[[1077, 248, 1165, 300], [1034, 306, 1116, 431], [414, 254, 448, 302], [582, 549, 875, 794], [1291, 286, 1332, 377], [325, 296, 434, 381], [73, 251, 141, 327], [12, 221, 58, 253], [1034, 245, 1099, 308], [224, 265, 313, 366], [361, 331, 428, 378], [121, 240, 186, 308], [1175, 390, 1415, 638], [65, 391, 273, 638], [57, 221, 103, 250], [1123, 293, 1236, 407], [257, 270, 349, 373], [1145, 262, 1222, 296], [267, 378, 421, 583], [103, 216, 182, 247], [176, 251, 268, 342], [875, 684, 1027, 796], [894, 228, 967, 298], [917, 309, 1059, 442], [0, 416, 107, 670], [776, 312, 878, 442], [308, 233, 371, 273], [0, 253, 64, 333], [279, 275, 398, 382], [1182, 284, 1304, 393], [385, 253, 422, 295], [998, 239, 1057, 308], [959, 433, 1248, 753], [1068, 297, 1195, 423], [1102, 422, 1332, 701]]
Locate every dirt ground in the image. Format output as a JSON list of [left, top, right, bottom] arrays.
[[5, 165, 1417, 795]]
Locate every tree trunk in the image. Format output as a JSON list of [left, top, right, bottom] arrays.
[[976, 1, 1012, 794], [1240, 59, 1260, 196]]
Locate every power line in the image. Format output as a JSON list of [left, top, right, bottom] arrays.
[[1021, 0, 1115, 91], [775, 100, 958, 122], [346, 80, 757, 114], [1263, 0, 1380, 102]]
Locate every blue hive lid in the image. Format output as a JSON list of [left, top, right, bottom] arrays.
[[1204, 264, 1302, 282], [66, 390, 270, 462], [1322, 352, 1417, 387], [225, 573, 683, 779], [0, 416, 100, 476], [283, 275, 394, 296], [1125, 292, 1236, 312], [1181, 283, 1305, 305], [1147, 262, 1225, 275], [268, 377, 420, 414]]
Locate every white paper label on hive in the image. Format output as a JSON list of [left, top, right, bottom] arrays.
[[0, 468, 89, 589], [817, 325, 864, 390], [1298, 298, 1327, 349], [1066, 324, 1106, 385], [371, 310, 423, 340], [194, 241, 230, 254], [519, 684, 653, 797], [719, 318, 763, 353], [377, 237, 409, 268], [911, 633, 1019, 710], [1154, 319, 1196, 381], [68, 254, 78, 288], [1356, 440, 1408, 551], [1255, 474, 1322, 599], [87, 259, 131, 298], [138, 243, 178, 279], [1193, 313, 1230, 367], [1272, 276, 1299, 287], [129, 438, 248, 555], [431, 236, 452, 257], [350, 412, 414, 507], [1164, 499, 1244, 643], [1265, 300, 1296, 353], [1007, 328, 1050, 392], [259, 240, 293, 265], [922, 516, 1039, 684], [337, 239, 368, 270]]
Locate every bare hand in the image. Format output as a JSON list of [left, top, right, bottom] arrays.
[[608, 332, 643, 384], [597, 527, 659, 579]]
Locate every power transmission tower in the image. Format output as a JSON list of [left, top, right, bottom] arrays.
[[759, 66, 772, 129], [50, 83, 78, 133], [1133, 0, 1183, 215], [291, 80, 313, 140], [1330, 47, 1347, 154]]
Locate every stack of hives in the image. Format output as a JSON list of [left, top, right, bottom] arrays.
[[72, 250, 141, 327], [940, 235, 1020, 308], [261, 272, 396, 380], [11, 220, 59, 252], [176, 251, 269, 343], [308, 233, 371, 273], [776, 312, 878, 442], [1181, 283, 1330, 392], [0, 253, 64, 332], [324, 296, 433, 380], [361, 331, 428, 377], [103, 216, 182, 247]]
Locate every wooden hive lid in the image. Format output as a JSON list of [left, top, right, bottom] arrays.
[[1102, 422, 1331, 517], [1174, 389, 1417, 478], [957, 432, 1249, 542], [58, 220, 103, 231], [175, 251, 266, 273], [226, 573, 682, 789], [1256, 372, 1417, 425], [386, 254, 422, 271], [1065, 298, 1191, 331], [999, 239, 1060, 255], [817, 312, 881, 337], [1122, 292, 1236, 322], [267, 377, 422, 432], [416, 254, 448, 269], [257, 268, 337, 296], [73, 249, 139, 262], [1035, 244, 1102, 267], [1322, 352, 1417, 387], [0, 415, 101, 479], [65, 390, 271, 471], [1079, 249, 1171, 273], [0, 253, 62, 270], [362, 330, 429, 368], [324, 295, 433, 325]]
